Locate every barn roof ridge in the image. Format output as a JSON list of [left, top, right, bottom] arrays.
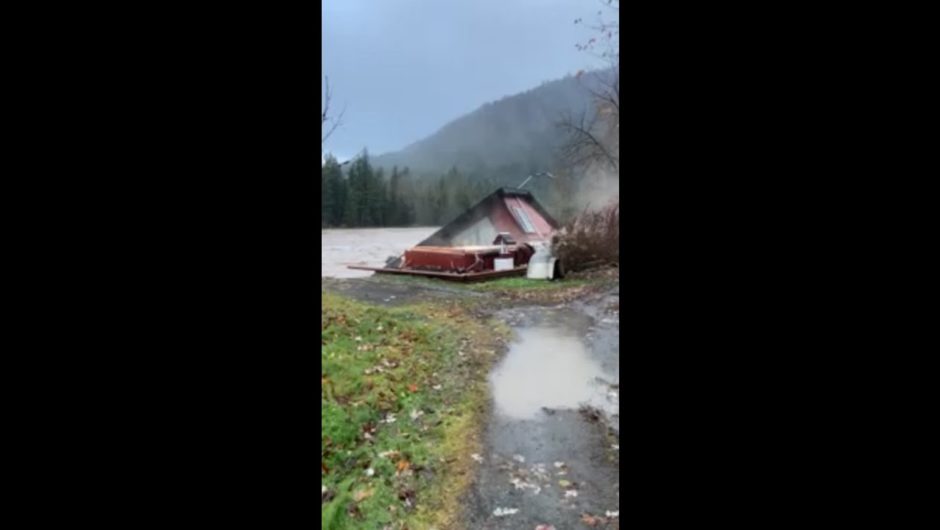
[[416, 187, 559, 247]]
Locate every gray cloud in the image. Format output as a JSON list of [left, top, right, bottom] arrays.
[[323, 0, 607, 160]]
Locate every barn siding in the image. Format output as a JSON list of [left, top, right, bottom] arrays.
[[452, 216, 498, 246]]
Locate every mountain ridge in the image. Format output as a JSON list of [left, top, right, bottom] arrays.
[[369, 69, 612, 177]]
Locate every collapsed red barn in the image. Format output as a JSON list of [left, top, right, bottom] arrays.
[[348, 188, 562, 281]]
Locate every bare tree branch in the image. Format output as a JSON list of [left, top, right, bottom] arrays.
[[322, 76, 345, 146], [557, 107, 618, 172], [574, 0, 619, 59], [562, 1, 619, 174]]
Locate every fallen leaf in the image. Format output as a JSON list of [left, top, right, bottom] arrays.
[[510, 477, 529, 490], [353, 488, 374, 502], [408, 383, 418, 392], [580, 513, 607, 526], [493, 507, 519, 517]]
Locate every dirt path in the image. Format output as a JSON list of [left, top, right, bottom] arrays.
[[321, 275, 488, 308], [322, 275, 620, 528], [461, 294, 620, 529]]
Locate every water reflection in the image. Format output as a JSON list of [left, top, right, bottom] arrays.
[[490, 326, 607, 420]]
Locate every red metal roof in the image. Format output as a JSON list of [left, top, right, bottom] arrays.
[[417, 188, 558, 246]]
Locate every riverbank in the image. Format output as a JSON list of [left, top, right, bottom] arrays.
[[322, 270, 619, 529]]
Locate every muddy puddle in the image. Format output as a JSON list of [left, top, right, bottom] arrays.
[[490, 327, 612, 420], [462, 298, 620, 529], [492, 301, 620, 427]]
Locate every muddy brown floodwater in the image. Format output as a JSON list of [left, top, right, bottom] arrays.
[[321, 227, 439, 278]]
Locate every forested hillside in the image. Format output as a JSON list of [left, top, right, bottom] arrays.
[[322, 69, 617, 228], [370, 71, 612, 176]]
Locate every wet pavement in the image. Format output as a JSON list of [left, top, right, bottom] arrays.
[[461, 291, 620, 529]]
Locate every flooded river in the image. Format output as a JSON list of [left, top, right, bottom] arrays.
[[321, 227, 439, 278]]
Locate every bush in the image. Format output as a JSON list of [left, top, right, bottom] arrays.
[[552, 201, 619, 272]]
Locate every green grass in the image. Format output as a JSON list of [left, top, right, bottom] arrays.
[[463, 276, 590, 291], [321, 292, 507, 529], [380, 273, 589, 292]]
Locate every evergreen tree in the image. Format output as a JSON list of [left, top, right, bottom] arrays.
[[321, 155, 345, 226], [398, 167, 416, 225], [321, 159, 329, 227], [386, 166, 400, 226], [344, 152, 370, 226], [452, 171, 473, 213], [366, 167, 387, 226], [431, 175, 450, 224]]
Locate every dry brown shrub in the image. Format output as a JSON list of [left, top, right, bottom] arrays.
[[552, 201, 619, 272]]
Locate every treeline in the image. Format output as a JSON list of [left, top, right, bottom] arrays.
[[322, 151, 584, 228], [323, 152, 523, 228], [321, 153, 413, 227]]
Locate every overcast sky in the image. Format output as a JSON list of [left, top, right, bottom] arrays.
[[323, 0, 609, 161]]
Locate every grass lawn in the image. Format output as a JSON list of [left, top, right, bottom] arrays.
[[380, 273, 590, 292], [463, 276, 590, 291], [321, 292, 508, 529]]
